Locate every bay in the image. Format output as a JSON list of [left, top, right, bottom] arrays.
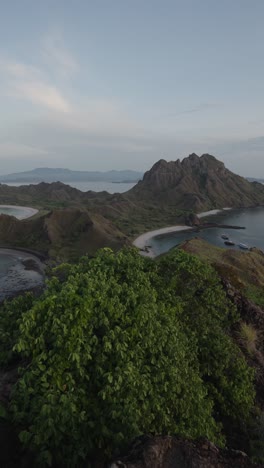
[[4, 180, 136, 193], [150, 207, 264, 256]]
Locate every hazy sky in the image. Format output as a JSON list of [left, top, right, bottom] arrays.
[[1, 0, 264, 176]]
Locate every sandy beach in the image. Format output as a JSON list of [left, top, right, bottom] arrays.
[[133, 208, 232, 258], [133, 225, 192, 258], [197, 208, 231, 219], [0, 205, 38, 220]]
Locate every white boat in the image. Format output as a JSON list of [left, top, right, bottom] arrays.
[[224, 240, 235, 246], [239, 243, 249, 250]]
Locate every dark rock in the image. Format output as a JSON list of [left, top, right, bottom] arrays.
[[110, 435, 263, 467], [185, 213, 201, 226]]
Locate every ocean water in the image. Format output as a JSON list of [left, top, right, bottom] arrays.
[[0, 206, 30, 218], [4, 181, 136, 193], [150, 207, 264, 256], [0, 249, 44, 301]]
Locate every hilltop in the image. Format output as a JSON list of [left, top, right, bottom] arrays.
[[128, 153, 264, 211], [0, 209, 128, 261]]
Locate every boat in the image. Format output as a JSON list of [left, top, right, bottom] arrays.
[[239, 243, 249, 250], [224, 240, 235, 246], [221, 234, 229, 240]]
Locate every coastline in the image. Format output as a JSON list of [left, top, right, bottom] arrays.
[[133, 225, 193, 258], [0, 205, 38, 220], [133, 208, 233, 258], [197, 207, 231, 218]]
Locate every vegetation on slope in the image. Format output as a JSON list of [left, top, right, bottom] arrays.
[[180, 238, 264, 307], [0, 209, 128, 261], [0, 248, 255, 466]]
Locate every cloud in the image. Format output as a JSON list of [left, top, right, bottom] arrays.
[[35, 98, 157, 153], [10, 80, 70, 113], [0, 142, 50, 158], [0, 59, 40, 79], [42, 29, 78, 77], [0, 50, 71, 113], [4, 97, 156, 158]]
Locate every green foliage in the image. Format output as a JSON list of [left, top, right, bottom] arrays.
[[153, 249, 255, 421], [0, 248, 255, 466], [245, 285, 264, 308], [0, 292, 34, 367]]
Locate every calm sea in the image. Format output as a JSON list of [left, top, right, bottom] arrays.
[[150, 207, 264, 256], [0, 249, 44, 301], [4, 181, 136, 193]]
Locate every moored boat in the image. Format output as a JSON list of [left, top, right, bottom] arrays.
[[239, 243, 249, 250], [224, 240, 235, 246], [221, 234, 229, 240]]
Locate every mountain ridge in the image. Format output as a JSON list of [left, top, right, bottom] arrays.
[[0, 167, 143, 183], [128, 153, 264, 211]]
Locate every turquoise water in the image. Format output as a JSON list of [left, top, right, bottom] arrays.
[[0, 207, 27, 218], [150, 207, 264, 256]]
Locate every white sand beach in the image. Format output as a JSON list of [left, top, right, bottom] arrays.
[[197, 208, 232, 218], [133, 225, 193, 258], [0, 205, 38, 220]]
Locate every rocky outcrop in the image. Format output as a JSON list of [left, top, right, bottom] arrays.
[[110, 435, 263, 467], [128, 154, 264, 212]]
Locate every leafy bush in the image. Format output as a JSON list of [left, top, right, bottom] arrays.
[[8, 249, 219, 466], [0, 293, 34, 367], [0, 248, 255, 466]]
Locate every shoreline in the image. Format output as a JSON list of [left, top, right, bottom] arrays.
[[133, 225, 193, 258], [133, 208, 234, 258], [0, 205, 38, 220]]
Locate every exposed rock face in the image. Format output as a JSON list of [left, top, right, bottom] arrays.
[[129, 154, 264, 211], [110, 435, 263, 467]]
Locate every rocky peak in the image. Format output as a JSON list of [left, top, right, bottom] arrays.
[[129, 153, 264, 211]]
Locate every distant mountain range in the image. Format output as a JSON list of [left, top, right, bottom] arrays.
[[0, 167, 143, 183]]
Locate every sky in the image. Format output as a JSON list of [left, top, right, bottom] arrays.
[[1, 0, 264, 177]]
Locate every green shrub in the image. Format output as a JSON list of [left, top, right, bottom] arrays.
[[0, 248, 255, 466], [9, 249, 220, 466], [153, 249, 255, 421]]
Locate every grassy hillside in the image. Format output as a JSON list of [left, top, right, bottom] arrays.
[[0, 209, 128, 261], [180, 238, 264, 307]]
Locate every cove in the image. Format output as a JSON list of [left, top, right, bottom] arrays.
[[139, 207, 264, 257]]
